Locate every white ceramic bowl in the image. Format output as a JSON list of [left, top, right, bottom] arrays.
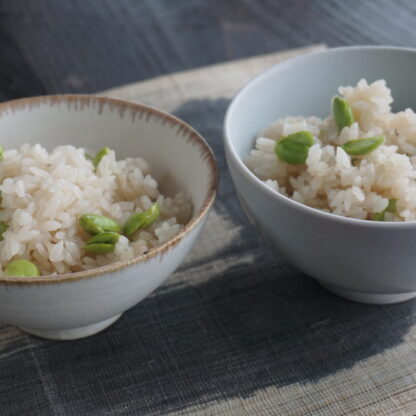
[[224, 46, 416, 305], [0, 95, 217, 339]]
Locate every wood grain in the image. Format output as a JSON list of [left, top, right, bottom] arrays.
[[1, 0, 416, 99]]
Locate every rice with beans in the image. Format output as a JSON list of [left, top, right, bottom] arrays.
[[0, 145, 191, 276], [246, 79, 416, 221]]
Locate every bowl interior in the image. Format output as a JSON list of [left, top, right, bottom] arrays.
[[226, 47, 416, 161], [0, 96, 216, 219]]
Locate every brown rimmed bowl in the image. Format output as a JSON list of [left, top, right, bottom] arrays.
[[0, 95, 217, 339]]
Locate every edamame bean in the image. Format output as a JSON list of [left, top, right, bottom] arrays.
[[93, 147, 111, 167], [371, 198, 397, 221], [274, 131, 314, 165], [371, 212, 385, 221], [79, 214, 121, 235], [85, 152, 94, 162], [123, 202, 160, 236], [342, 136, 384, 156], [332, 96, 354, 129], [386, 198, 397, 213], [84, 232, 119, 254], [84, 243, 115, 254], [5, 259, 40, 277], [86, 232, 120, 245], [0, 221, 8, 241]]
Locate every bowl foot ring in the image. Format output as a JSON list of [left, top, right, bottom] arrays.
[[19, 313, 122, 340], [318, 281, 416, 305]]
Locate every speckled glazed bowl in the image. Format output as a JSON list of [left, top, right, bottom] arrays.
[[0, 95, 217, 339], [225, 46, 416, 305]]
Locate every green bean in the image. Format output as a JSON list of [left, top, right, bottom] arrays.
[[84, 232, 119, 254], [85, 152, 94, 162], [93, 147, 111, 168], [332, 96, 355, 129], [371, 198, 397, 221], [84, 243, 115, 254], [79, 214, 120, 235], [274, 131, 314, 165], [5, 259, 40, 277], [371, 211, 385, 221], [123, 202, 160, 236], [86, 232, 120, 245], [0, 221, 8, 241], [342, 136, 384, 156], [0, 145, 4, 161], [385, 198, 397, 213]]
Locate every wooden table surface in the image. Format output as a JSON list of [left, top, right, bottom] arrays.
[[1, 0, 416, 100], [2, 3, 416, 415]]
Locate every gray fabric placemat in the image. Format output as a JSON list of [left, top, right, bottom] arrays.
[[2, 46, 416, 416]]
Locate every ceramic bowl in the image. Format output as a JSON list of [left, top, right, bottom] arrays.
[[0, 95, 217, 339], [224, 46, 416, 305]]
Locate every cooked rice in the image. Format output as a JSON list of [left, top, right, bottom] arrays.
[[0, 144, 192, 276], [245, 79, 416, 221]]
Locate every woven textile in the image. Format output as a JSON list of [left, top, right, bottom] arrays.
[[1, 47, 416, 415]]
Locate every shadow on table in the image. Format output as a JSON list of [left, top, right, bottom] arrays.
[[3, 99, 416, 415], [19, 262, 416, 416]]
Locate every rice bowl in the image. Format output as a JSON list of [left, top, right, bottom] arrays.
[[246, 79, 416, 222], [0, 95, 217, 339], [0, 144, 191, 276], [225, 46, 416, 304]]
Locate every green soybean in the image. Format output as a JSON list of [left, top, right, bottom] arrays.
[[371, 211, 386, 221], [123, 202, 160, 236], [332, 96, 355, 129], [0, 221, 8, 241], [5, 259, 40, 277], [85, 152, 94, 162], [342, 136, 384, 156], [371, 198, 398, 221], [79, 214, 120, 235], [86, 232, 120, 245], [84, 232, 119, 254], [84, 243, 115, 254], [275, 131, 314, 165], [385, 198, 397, 213], [93, 147, 111, 168]]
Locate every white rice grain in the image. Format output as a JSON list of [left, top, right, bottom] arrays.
[[245, 79, 416, 221], [0, 145, 192, 276]]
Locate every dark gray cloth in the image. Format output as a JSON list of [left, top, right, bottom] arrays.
[[1, 98, 416, 415]]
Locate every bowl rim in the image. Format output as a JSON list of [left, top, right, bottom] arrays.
[[0, 94, 218, 285], [224, 45, 416, 229]]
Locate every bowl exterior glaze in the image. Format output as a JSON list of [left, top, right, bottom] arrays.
[[0, 95, 217, 339], [0, 219, 206, 339], [225, 46, 416, 304]]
